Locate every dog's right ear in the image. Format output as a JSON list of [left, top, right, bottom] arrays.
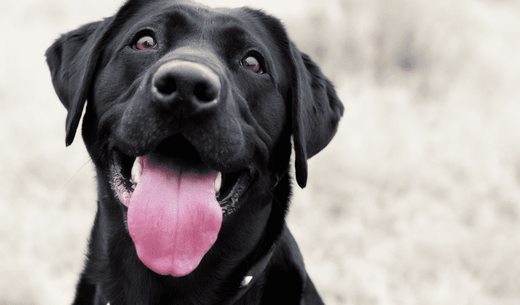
[[45, 20, 108, 146]]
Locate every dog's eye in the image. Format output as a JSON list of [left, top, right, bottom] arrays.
[[135, 35, 157, 50], [241, 56, 263, 74]]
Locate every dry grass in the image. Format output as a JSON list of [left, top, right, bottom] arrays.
[[1, 0, 520, 304]]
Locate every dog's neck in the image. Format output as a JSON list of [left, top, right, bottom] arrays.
[[103, 246, 276, 305], [224, 220, 279, 304]]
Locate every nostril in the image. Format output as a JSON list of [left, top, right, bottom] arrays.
[[194, 82, 219, 102], [155, 75, 177, 95]]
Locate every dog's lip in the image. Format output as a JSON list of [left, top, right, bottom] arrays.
[[108, 151, 253, 216]]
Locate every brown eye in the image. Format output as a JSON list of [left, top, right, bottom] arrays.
[[241, 56, 263, 74], [135, 35, 157, 50]]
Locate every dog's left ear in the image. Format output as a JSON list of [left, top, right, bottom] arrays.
[[45, 20, 110, 146], [290, 45, 344, 188]]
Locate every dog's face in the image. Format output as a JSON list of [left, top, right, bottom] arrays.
[[47, 0, 343, 278], [91, 3, 290, 171]]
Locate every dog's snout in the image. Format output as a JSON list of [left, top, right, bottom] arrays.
[[152, 61, 221, 111]]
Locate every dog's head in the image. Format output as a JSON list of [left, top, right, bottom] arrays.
[[46, 0, 343, 277]]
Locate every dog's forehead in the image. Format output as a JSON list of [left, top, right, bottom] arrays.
[[122, 2, 262, 36]]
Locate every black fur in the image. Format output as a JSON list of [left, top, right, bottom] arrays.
[[46, 0, 343, 304]]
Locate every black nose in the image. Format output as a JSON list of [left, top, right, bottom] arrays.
[[152, 61, 221, 113]]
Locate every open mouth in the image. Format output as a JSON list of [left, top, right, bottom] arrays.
[[109, 135, 253, 216]]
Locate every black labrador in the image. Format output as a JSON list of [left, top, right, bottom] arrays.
[[46, 0, 343, 304]]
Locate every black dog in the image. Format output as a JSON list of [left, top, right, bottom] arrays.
[[46, 0, 343, 304]]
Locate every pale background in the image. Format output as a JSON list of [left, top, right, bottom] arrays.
[[1, 0, 520, 304]]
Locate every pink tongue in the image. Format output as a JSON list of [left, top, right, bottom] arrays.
[[127, 157, 222, 277]]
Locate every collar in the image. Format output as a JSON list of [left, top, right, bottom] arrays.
[[225, 244, 276, 305]]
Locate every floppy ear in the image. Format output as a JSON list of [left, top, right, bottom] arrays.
[[290, 45, 344, 188], [45, 20, 109, 146]]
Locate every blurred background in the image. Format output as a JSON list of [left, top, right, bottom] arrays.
[[1, 0, 520, 304]]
